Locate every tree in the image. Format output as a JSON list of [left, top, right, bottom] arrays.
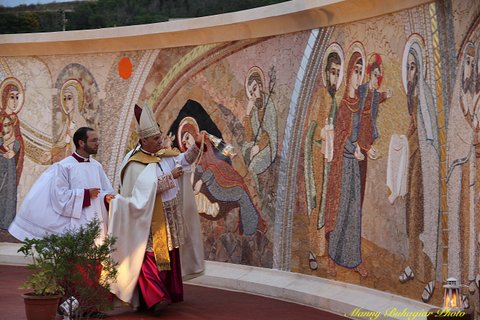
[[1, 0, 290, 33]]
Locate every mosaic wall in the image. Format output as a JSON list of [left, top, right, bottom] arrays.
[[0, 0, 479, 306]]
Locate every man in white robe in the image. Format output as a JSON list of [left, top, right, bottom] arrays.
[[8, 127, 115, 242], [108, 104, 204, 315]]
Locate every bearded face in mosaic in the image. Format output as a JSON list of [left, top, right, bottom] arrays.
[[462, 47, 475, 95], [407, 53, 418, 91], [407, 51, 419, 115], [247, 72, 264, 110], [326, 52, 341, 98]]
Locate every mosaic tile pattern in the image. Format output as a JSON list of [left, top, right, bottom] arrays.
[[0, 0, 479, 306]]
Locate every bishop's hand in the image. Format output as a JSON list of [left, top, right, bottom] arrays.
[[171, 167, 184, 179]]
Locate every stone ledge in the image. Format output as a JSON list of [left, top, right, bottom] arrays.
[[186, 261, 435, 320], [0, 242, 32, 266], [0, 0, 432, 56], [0, 242, 434, 319]]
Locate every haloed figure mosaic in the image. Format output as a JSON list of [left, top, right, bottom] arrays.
[[398, 35, 440, 304], [0, 77, 24, 230]]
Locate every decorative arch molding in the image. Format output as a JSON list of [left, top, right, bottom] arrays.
[[105, 50, 160, 186], [0, 0, 432, 57], [150, 39, 265, 116], [273, 26, 334, 271]]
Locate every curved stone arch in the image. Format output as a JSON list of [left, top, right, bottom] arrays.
[[148, 44, 220, 112], [104, 50, 160, 186], [273, 27, 334, 271], [55, 63, 100, 94]]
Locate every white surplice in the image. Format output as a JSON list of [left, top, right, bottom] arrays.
[[8, 155, 114, 241]]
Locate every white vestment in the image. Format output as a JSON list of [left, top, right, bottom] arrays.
[[8, 155, 114, 241], [108, 149, 204, 305]]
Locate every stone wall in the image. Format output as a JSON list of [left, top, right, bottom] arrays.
[[0, 0, 479, 308]]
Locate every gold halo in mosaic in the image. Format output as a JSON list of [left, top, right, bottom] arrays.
[[402, 33, 427, 94], [346, 41, 366, 85], [321, 42, 345, 91], [177, 116, 200, 152], [245, 66, 266, 100], [0, 77, 24, 114], [60, 79, 84, 115]]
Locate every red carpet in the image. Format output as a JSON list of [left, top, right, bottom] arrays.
[[0, 265, 349, 320]]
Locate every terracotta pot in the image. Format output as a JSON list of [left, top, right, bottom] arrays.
[[22, 293, 61, 320]]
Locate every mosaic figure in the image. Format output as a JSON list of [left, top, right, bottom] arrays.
[[242, 66, 278, 186], [178, 117, 220, 218], [178, 116, 265, 236], [355, 53, 393, 205], [324, 46, 367, 278], [447, 37, 480, 294], [0, 117, 20, 229], [56, 79, 87, 158], [0, 77, 24, 229], [476, 42, 480, 99], [305, 43, 344, 226], [215, 210, 244, 263], [397, 35, 440, 303]]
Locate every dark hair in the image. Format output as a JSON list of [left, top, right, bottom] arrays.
[[325, 52, 341, 75], [73, 127, 94, 149]]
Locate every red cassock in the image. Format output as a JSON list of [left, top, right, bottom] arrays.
[[138, 249, 183, 308]]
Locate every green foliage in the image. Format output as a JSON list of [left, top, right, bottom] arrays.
[[0, 12, 40, 33], [18, 234, 65, 296], [18, 219, 118, 317], [1, 0, 290, 33]]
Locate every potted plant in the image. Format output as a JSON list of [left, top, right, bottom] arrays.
[[18, 219, 118, 320], [19, 234, 64, 320]]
